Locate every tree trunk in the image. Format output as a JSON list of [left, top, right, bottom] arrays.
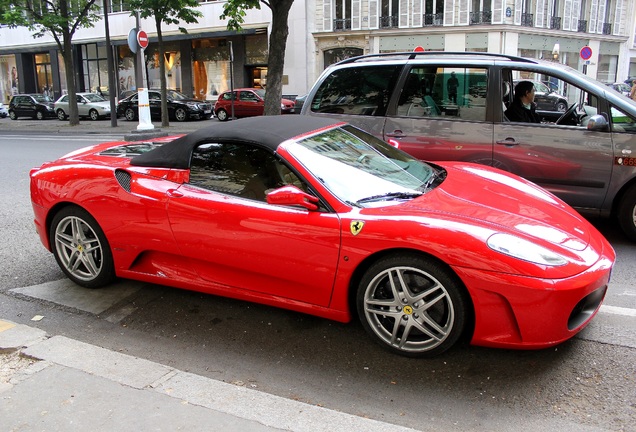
[[156, 14, 169, 127], [63, 33, 80, 125], [263, 0, 294, 116]]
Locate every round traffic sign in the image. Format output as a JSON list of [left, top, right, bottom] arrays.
[[137, 30, 149, 50], [580, 46, 592, 61]]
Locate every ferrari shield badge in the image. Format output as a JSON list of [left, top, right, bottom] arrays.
[[350, 220, 365, 236]]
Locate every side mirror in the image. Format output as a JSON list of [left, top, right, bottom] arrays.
[[586, 114, 609, 132], [266, 185, 319, 211]]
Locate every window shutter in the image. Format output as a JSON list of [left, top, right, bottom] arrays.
[[352, 0, 361, 29], [612, 0, 623, 35], [492, 0, 504, 24], [412, 0, 423, 27], [514, 0, 522, 25], [322, 0, 333, 32], [589, 0, 598, 33], [535, 0, 546, 27], [458, 0, 469, 25], [444, 0, 454, 25], [369, 0, 379, 29], [571, 0, 581, 31], [400, 0, 410, 27], [596, 0, 606, 34], [563, 0, 572, 30]]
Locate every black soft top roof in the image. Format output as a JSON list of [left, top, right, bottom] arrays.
[[130, 115, 342, 169]]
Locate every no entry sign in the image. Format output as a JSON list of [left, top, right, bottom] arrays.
[[137, 30, 149, 50]]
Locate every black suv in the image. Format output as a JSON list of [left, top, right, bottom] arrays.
[[302, 52, 636, 240], [8, 94, 56, 120], [117, 89, 212, 122]]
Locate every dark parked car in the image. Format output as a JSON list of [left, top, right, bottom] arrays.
[[513, 79, 568, 113], [213, 88, 295, 121], [117, 89, 212, 122], [301, 51, 636, 240], [8, 94, 56, 120]]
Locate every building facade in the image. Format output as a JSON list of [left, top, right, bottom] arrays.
[[0, 1, 309, 104], [307, 0, 636, 86]]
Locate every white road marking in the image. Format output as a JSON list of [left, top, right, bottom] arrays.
[[600, 304, 636, 317]]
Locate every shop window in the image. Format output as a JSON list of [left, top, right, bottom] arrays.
[[192, 39, 231, 101]]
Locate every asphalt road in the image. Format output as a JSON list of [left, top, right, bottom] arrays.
[[1, 122, 635, 431]]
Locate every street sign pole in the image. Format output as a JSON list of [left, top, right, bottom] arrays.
[[136, 28, 153, 131]]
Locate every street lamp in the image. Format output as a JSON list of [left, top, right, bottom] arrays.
[[552, 43, 560, 61]]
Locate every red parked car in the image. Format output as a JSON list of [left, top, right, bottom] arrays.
[[213, 88, 295, 121], [29, 116, 614, 357]]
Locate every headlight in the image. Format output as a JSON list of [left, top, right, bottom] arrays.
[[186, 103, 200, 109], [487, 233, 567, 266], [47, 106, 54, 111]]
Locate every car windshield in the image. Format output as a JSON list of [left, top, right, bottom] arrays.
[[286, 125, 437, 207], [84, 93, 106, 102], [254, 89, 266, 98], [166, 90, 188, 100], [33, 95, 52, 103]]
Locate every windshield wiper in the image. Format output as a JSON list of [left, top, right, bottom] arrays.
[[356, 191, 422, 204]]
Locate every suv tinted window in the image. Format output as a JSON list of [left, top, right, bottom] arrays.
[[396, 66, 488, 121], [309, 65, 402, 116]]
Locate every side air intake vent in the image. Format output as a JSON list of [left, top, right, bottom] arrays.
[[115, 169, 132, 192]]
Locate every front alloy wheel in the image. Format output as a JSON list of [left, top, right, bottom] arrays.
[[89, 109, 99, 121], [50, 206, 115, 288], [216, 108, 228, 121], [57, 109, 67, 121], [125, 107, 136, 121], [357, 254, 469, 357], [175, 107, 187, 122]]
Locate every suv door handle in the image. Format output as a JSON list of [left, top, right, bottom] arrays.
[[496, 138, 519, 147], [386, 130, 406, 138]]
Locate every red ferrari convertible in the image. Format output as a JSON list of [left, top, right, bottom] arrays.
[[30, 116, 614, 357]]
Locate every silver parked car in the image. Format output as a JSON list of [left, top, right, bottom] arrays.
[[54, 92, 112, 121], [301, 51, 636, 240]]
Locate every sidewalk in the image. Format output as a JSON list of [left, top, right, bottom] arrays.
[[0, 319, 418, 432]]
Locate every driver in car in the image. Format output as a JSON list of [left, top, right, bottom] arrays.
[[505, 81, 541, 123]]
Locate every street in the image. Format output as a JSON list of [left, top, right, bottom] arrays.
[[1, 122, 635, 431]]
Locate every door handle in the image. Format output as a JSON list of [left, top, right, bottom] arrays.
[[385, 130, 406, 138], [496, 138, 519, 147], [166, 189, 183, 198]]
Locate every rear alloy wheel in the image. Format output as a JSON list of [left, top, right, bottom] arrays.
[[617, 185, 636, 242], [89, 109, 99, 121], [125, 107, 136, 121], [357, 254, 469, 357], [36, 110, 45, 120], [50, 206, 115, 288], [216, 108, 228, 121], [57, 109, 67, 121], [9, 110, 17, 120], [175, 107, 187, 122]]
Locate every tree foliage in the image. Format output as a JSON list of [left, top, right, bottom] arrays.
[[221, 0, 294, 116], [1, 0, 101, 125], [127, 0, 202, 127]]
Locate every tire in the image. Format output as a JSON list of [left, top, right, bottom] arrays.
[[617, 185, 636, 242], [49, 206, 115, 288], [216, 108, 228, 121], [9, 110, 17, 120], [174, 107, 187, 122], [89, 109, 99, 121], [125, 107, 136, 121], [356, 253, 469, 357], [556, 101, 567, 112], [57, 109, 67, 121], [36, 110, 45, 120]]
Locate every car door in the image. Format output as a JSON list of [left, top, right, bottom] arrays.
[[239, 90, 264, 117], [494, 70, 613, 211], [77, 95, 89, 117], [384, 65, 494, 164], [18, 96, 35, 117], [166, 141, 341, 306], [149, 91, 162, 117]]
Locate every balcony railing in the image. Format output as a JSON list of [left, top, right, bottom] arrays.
[[380, 15, 398, 29], [550, 16, 561, 30], [333, 19, 352, 31], [521, 13, 533, 27], [577, 19, 587, 32], [469, 11, 492, 25], [602, 22, 612, 35], [423, 13, 443, 26]]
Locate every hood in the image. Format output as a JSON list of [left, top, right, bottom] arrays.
[[404, 162, 591, 251]]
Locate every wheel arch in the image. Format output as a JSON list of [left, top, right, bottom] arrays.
[[610, 176, 636, 218], [346, 247, 475, 339], [44, 202, 94, 248]]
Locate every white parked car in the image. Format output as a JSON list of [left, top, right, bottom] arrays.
[[54, 92, 113, 121], [0, 102, 8, 118]]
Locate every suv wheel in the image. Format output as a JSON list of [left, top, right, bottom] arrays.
[[617, 185, 636, 241], [9, 110, 17, 120], [556, 101, 567, 112]]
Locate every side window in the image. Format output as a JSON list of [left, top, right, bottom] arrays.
[[506, 71, 598, 127], [240, 91, 259, 102], [396, 66, 488, 121], [610, 106, 636, 133], [189, 143, 305, 202], [149, 92, 161, 101], [310, 65, 403, 116]]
